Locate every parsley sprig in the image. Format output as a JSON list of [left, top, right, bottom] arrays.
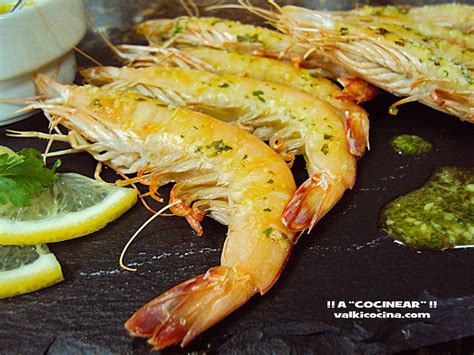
[[0, 148, 61, 207]]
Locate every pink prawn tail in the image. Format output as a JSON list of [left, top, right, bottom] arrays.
[[282, 173, 347, 232], [337, 77, 379, 104], [344, 108, 370, 157], [125, 266, 256, 350]]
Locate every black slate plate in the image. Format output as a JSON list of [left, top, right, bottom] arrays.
[[1, 1, 473, 354]]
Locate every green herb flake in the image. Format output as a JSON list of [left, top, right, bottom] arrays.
[[170, 21, 185, 36], [396, 7, 409, 14], [373, 27, 390, 36], [263, 227, 273, 237], [91, 98, 102, 107], [252, 90, 266, 103], [263, 208, 272, 212], [218, 82, 230, 88], [209, 140, 232, 153], [321, 143, 330, 155], [198, 140, 233, 157], [236, 33, 261, 43], [0, 148, 61, 207], [242, 154, 248, 160], [431, 58, 441, 66], [339, 27, 349, 35], [324, 134, 333, 141], [267, 179, 274, 184]]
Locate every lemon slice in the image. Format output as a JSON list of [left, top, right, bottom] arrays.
[[0, 146, 16, 155], [0, 244, 64, 299], [0, 173, 137, 244]]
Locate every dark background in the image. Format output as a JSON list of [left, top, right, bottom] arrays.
[[0, 1, 473, 354]]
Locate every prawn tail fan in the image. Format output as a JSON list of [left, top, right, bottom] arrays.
[[125, 266, 256, 350], [282, 172, 348, 232], [344, 108, 370, 157]]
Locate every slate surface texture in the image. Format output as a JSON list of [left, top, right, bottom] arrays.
[[0, 0, 473, 354]]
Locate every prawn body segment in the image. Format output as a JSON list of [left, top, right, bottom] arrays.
[[31, 74, 296, 349], [136, 16, 378, 105], [115, 45, 370, 156], [82, 66, 357, 231]]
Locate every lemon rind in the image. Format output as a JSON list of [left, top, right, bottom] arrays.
[[0, 188, 137, 245], [0, 252, 64, 299]]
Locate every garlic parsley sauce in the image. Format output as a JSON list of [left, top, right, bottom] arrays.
[[381, 167, 474, 250]]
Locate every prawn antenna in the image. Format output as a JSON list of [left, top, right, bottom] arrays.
[[34, 3, 103, 66], [0, 95, 44, 103], [119, 200, 181, 272], [206, 1, 278, 23], [84, 9, 126, 61], [179, 0, 200, 17]]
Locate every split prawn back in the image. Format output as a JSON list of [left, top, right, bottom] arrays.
[[134, 16, 379, 104], [363, 4, 474, 33], [82, 66, 357, 232], [136, 16, 298, 58], [264, 4, 474, 122], [27, 74, 297, 350], [115, 45, 370, 156]]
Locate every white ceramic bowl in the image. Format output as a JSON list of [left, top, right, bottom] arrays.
[[0, 0, 87, 125]]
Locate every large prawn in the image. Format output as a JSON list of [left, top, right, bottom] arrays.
[[21, 74, 297, 350], [346, 5, 474, 49], [135, 16, 379, 104], [82, 66, 358, 232], [115, 45, 370, 156], [244, 2, 474, 122]]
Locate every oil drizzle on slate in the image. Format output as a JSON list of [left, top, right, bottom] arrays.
[[380, 167, 474, 250]]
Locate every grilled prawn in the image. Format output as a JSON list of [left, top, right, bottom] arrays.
[[135, 16, 379, 104], [349, 5, 474, 49], [259, 3, 474, 122], [392, 4, 474, 33], [116, 45, 369, 156], [25, 74, 296, 350], [82, 66, 357, 232]]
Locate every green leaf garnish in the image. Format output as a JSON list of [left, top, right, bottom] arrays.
[[0, 148, 61, 207]]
